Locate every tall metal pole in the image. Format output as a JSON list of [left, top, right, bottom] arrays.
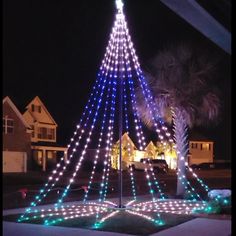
[[116, 0, 124, 209], [118, 77, 123, 208]]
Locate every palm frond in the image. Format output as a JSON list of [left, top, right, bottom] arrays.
[[199, 92, 221, 124], [135, 43, 221, 129]]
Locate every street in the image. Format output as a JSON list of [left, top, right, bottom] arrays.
[[3, 169, 231, 209]]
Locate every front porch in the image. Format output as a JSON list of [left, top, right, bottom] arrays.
[[31, 144, 67, 171]]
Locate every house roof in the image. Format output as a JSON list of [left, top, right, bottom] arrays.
[[145, 141, 156, 150], [115, 132, 138, 150], [24, 96, 57, 126], [3, 96, 31, 129]]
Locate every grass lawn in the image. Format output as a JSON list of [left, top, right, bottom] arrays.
[[3, 210, 195, 235]]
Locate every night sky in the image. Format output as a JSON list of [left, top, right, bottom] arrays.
[[3, 0, 231, 160]]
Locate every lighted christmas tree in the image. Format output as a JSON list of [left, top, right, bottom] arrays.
[[17, 0, 221, 228]]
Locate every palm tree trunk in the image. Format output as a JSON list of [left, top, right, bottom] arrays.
[[172, 108, 189, 197]]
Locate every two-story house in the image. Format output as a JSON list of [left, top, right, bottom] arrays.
[[3, 97, 32, 173], [188, 133, 214, 165], [111, 133, 147, 169], [110, 132, 214, 170], [23, 96, 67, 171]]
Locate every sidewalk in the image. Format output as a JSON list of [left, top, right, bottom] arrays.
[[151, 218, 231, 236], [3, 221, 130, 236], [3, 217, 231, 236]]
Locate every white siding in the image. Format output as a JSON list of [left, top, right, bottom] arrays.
[[189, 141, 214, 165]]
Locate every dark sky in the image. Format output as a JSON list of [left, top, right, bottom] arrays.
[[3, 0, 231, 159]]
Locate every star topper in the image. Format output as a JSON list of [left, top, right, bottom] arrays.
[[116, 0, 124, 12]]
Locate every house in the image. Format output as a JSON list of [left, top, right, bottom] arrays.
[[110, 132, 214, 170], [111, 133, 137, 169], [111, 133, 156, 169], [188, 133, 214, 165], [111, 133, 146, 169], [22, 96, 67, 171], [145, 141, 158, 159], [156, 134, 214, 168], [156, 141, 177, 170], [3, 96, 32, 173]]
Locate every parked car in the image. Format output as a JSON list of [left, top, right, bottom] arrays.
[[151, 159, 169, 173], [194, 162, 215, 170], [189, 164, 199, 169], [127, 158, 168, 173], [214, 162, 231, 169], [190, 162, 231, 170]]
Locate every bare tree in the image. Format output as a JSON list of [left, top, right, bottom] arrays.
[[136, 44, 220, 197]]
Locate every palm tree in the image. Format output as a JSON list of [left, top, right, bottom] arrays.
[[136, 44, 220, 197]]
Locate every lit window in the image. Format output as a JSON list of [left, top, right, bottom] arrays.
[[202, 143, 210, 151], [3, 117, 14, 134], [37, 151, 43, 165], [47, 151, 53, 159]]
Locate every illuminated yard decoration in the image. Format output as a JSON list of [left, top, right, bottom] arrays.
[[18, 0, 221, 228]]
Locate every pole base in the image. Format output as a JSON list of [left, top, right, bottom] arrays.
[[115, 205, 126, 209]]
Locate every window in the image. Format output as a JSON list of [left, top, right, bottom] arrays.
[[37, 151, 43, 165], [3, 117, 14, 134], [47, 151, 53, 159], [38, 127, 55, 140], [31, 125, 34, 138], [32, 104, 41, 113], [202, 143, 210, 151], [191, 143, 198, 149], [47, 128, 55, 140], [38, 127, 47, 139]]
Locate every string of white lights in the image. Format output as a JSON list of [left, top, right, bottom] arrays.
[[97, 21, 121, 204], [117, 18, 165, 227], [116, 16, 138, 200], [19, 0, 216, 227], [95, 45, 120, 224], [83, 23, 120, 203], [83, 75, 115, 203], [101, 78, 117, 201], [101, 22, 120, 202], [120, 26, 164, 201], [123, 80, 137, 200], [132, 199, 206, 215], [23, 21, 120, 215], [126, 209, 164, 226], [129, 78, 166, 199], [177, 167, 203, 201], [185, 163, 210, 193], [122, 18, 174, 148], [19, 74, 109, 221], [42, 77, 111, 225], [93, 13, 125, 225], [117, 10, 166, 203]]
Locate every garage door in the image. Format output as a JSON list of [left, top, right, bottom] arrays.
[[3, 151, 27, 173]]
